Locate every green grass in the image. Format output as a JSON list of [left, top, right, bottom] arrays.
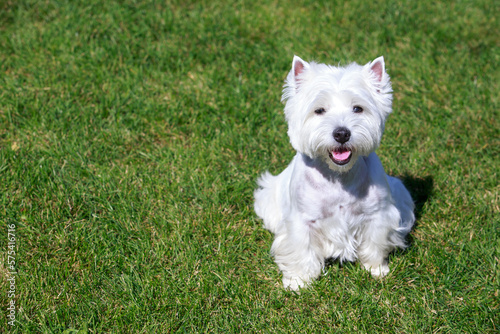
[[0, 0, 498, 332]]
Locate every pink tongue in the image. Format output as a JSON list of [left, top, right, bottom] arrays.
[[332, 150, 351, 161]]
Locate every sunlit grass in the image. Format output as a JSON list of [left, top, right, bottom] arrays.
[[0, 0, 498, 332]]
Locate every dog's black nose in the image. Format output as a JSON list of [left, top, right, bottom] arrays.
[[333, 127, 351, 144]]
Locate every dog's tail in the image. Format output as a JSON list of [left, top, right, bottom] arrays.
[[254, 171, 283, 234]]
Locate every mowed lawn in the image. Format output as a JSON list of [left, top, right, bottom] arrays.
[[0, 0, 498, 332]]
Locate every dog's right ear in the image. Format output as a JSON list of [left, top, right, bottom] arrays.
[[283, 56, 309, 102], [292, 55, 308, 83]]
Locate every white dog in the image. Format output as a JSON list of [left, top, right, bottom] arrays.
[[254, 56, 415, 290]]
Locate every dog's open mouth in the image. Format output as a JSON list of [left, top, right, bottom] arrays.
[[329, 147, 352, 165]]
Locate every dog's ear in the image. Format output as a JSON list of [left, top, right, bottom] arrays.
[[369, 56, 385, 83], [292, 55, 308, 80], [366, 56, 391, 95], [365, 56, 392, 114], [282, 56, 310, 102]]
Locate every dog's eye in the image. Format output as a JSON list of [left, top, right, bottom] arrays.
[[353, 106, 363, 113], [314, 108, 326, 115]]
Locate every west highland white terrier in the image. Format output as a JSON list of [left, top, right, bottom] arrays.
[[254, 56, 415, 290]]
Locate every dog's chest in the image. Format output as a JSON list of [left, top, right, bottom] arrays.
[[294, 167, 368, 222]]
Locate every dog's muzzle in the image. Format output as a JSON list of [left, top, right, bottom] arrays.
[[330, 127, 352, 165], [330, 147, 352, 165]]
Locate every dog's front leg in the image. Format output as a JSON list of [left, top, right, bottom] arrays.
[[357, 205, 401, 277], [270, 219, 323, 290]]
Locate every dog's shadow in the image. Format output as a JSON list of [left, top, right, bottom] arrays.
[[395, 174, 434, 247], [399, 174, 434, 222]]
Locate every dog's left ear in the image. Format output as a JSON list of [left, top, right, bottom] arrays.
[[366, 56, 391, 95], [369, 56, 385, 83]]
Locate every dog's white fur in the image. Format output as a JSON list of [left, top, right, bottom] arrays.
[[254, 56, 415, 290]]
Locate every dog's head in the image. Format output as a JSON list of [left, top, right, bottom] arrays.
[[282, 56, 393, 172]]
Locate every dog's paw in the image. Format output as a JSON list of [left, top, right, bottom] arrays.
[[363, 263, 390, 278], [282, 276, 308, 291]]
